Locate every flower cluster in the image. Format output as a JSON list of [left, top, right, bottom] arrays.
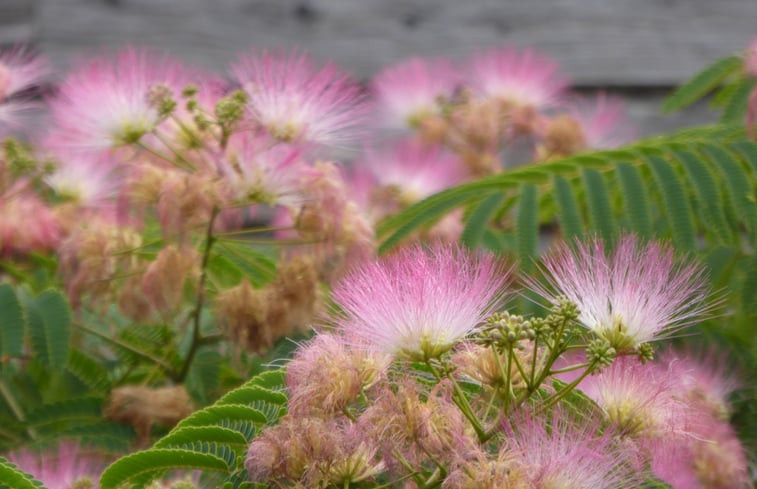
[[246, 238, 746, 488]]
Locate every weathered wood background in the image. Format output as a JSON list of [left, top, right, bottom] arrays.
[[2, 0, 757, 135]]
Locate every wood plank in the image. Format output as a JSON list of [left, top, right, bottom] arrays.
[[0, 0, 34, 45], [33, 0, 757, 86]]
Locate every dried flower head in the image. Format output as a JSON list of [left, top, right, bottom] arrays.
[[531, 235, 710, 351], [246, 416, 383, 486], [332, 244, 511, 360], [0, 189, 60, 256], [286, 333, 391, 416], [104, 384, 195, 446]]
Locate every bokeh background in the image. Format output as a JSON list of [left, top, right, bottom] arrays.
[[3, 0, 757, 137]]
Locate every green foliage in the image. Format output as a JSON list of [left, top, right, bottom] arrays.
[[25, 290, 70, 371], [0, 457, 44, 489], [0, 284, 25, 365], [662, 55, 743, 112], [99, 368, 288, 488]]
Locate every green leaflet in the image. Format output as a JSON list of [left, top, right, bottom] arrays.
[[0, 457, 45, 489], [552, 175, 583, 240], [100, 449, 230, 489], [662, 55, 743, 112], [461, 191, 506, 248], [516, 184, 538, 269], [614, 162, 652, 238], [720, 78, 756, 123], [25, 290, 71, 371], [0, 284, 25, 362], [673, 149, 732, 243], [644, 154, 697, 251], [581, 168, 615, 242]]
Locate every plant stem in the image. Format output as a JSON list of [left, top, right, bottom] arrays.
[[541, 360, 598, 410], [177, 207, 219, 382], [424, 360, 487, 442], [0, 379, 37, 440], [74, 322, 178, 378]]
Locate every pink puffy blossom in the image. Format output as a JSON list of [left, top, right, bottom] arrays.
[[0, 46, 48, 131], [663, 348, 739, 419], [48, 47, 191, 152], [5, 441, 103, 489], [468, 46, 568, 109], [371, 57, 459, 128], [567, 93, 635, 149], [360, 138, 463, 204], [578, 357, 693, 440], [745, 37, 757, 77], [220, 133, 306, 206], [231, 50, 367, 149], [45, 149, 122, 206], [504, 408, 643, 489], [331, 244, 512, 359], [531, 235, 710, 350]]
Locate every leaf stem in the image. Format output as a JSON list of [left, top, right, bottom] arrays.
[[177, 207, 219, 382]]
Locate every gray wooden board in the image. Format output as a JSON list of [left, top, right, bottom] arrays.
[[31, 0, 757, 86], [0, 1, 742, 137], [0, 0, 34, 45]]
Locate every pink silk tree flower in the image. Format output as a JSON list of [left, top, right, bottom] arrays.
[[231, 50, 367, 149], [531, 235, 710, 351], [567, 92, 635, 149], [468, 46, 568, 109], [578, 357, 692, 440], [371, 57, 459, 129], [360, 138, 464, 205], [220, 133, 306, 206], [745, 37, 757, 77], [48, 47, 191, 152], [0, 46, 48, 131], [5, 441, 103, 489], [45, 149, 122, 207], [331, 244, 512, 360], [504, 408, 643, 489]]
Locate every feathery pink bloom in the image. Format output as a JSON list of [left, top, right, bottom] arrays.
[[578, 357, 692, 439], [663, 348, 739, 419], [504, 408, 643, 489], [531, 235, 710, 350], [231, 50, 367, 148], [567, 93, 635, 149], [0, 46, 47, 131], [745, 37, 757, 77], [45, 149, 122, 206], [371, 57, 459, 128], [220, 133, 305, 206], [5, 441, 102, 489], [331, 244, 511, 359], [48, 47, 190, 152], [361, 139, 463, 203], [468, 46, 568, 109]]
